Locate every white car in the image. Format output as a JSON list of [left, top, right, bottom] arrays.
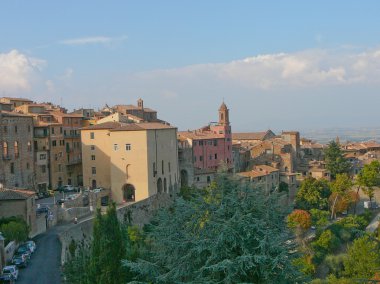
[[2, 265, 19, 281], [93, 187, 104, 193]]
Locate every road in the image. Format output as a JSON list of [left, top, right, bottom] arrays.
[[17, 228, 62, 284]]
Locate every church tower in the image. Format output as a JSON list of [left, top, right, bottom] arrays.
[[137, 98, 144, 110], [219, 102, 230, 126]]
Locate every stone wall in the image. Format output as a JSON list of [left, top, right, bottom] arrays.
[[58, 192, 174, 265]]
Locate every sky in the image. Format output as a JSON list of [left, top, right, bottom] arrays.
[[1, 1, 380, 132]]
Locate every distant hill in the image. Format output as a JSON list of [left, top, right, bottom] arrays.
[[300, 127, 380, 144]]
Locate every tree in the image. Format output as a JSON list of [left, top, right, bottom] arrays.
[[329, 174, 353, 219], [343, 235, 380, 279], [287, 210, 312, 230], [0, 219, 29, 243], [356, 160, 380, 208], [310, 209, 329, 228], [125, 175, 303, 283], [324, 141, 351, 179], [295, 177, 331, 210]]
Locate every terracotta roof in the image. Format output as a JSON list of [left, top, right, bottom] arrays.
[[232, 130, 275, 141], [50, 111, 84, 118], [115, 104, 157, 113], [0, 111, 33, 118], [0, 188, 35, 200], [238, 165, 279, 178], [1, 97, 32, 102], [82, 121, 175, 131], [178, 131, 224, 140]]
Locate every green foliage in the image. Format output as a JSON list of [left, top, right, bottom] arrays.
[[310, 209, 329, 228], [179, 185, 197, 201], [125, 175, 303, 283], [287, 209, 312, 230], [312, 230, 340, 264], [279, 181, 289, 193], [357, 160, 380, 202], [324, 141, 351, 179], [325, 254, 346, 278], [293, 255, 315, 277], [64, 203, 128, 284], [343, 235, 380, 279], [296, 177, 331, 210], [0, 218, 29, 243]]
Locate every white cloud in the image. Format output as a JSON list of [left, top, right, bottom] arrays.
[[134, 47, 380, 90], [0, 49, 45, 93], [59, 35, 127, 46]]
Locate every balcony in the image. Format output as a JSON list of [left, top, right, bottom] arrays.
[[66, 158, 82, 166], [64, 133, 80, 139]]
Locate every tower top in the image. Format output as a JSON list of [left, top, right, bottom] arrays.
[[218, 101, 229, 126], [219, 102, 228, 111], [137, 98, 144, 110]]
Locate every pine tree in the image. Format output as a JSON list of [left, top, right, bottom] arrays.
[[324, 141, 351, 179], [125, 175, 303, 283]]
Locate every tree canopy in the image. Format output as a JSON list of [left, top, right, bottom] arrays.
[[125, 175, 303, 283], [295, 177, 331, 210], [357, 160, 380, 203], [324, 141, 351, 179]]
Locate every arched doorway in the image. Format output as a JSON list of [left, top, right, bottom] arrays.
[[157, 178, 163, 193], [122, 184, 135, 202], [92, 179, 97, 189], [181, 170, 188, 187]]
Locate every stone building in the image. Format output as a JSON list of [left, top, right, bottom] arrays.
[[81, 121, 179, 203], [0, 97, 32, 110], [0, 188, 36, 236], [177, 102, 233, 188], [105, 99, 159, 122], [232, 130, 276, 145], [237, 164, 280, 192], [0, 111, 35, 189]]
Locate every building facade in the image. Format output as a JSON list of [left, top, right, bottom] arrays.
[[81, 122, 179, 203]]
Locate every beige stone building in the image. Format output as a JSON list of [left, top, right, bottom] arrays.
[[81, 121, 179, 203], [237, 165, 280, 192], [0, 97, 32, 110], [0, 111, 35, 189], [0, 188, 36, 236]]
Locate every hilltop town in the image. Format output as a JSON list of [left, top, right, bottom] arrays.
[[2, 97, 380, 282]]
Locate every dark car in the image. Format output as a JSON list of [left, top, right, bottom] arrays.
[[0, 273, 15, 284], [16, 245, 32, 260], [36, 206, 49, 214], [56, 199, 65, 205], [11, 255, 27, 268]]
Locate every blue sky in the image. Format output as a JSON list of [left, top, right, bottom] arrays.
[[1, 1, 380, 132]]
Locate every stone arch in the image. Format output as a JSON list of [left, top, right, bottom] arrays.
[[122, 184, 135, 202], [180, 170, 188, 187], [157, 178, 163, 193]]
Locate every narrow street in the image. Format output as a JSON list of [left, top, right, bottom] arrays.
[[17, 227, 62, 284]]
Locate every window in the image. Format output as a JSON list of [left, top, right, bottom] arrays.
[[125, 144, 131, 151], [194, 156, 197, 162], [14, 126, 17, 133], [162, 160, 164, 175], [58, 164, 62, 172], [60, 127, 63, 134], [113, 144, 119, 151], [28, 125, 31, 132], [26, 162, 30, 170], [209, 155, 212, 160], [213, 140, 218, 146], [14, 141, 19, 158], [215, 154, 218, 159], [208, 140, 212, 145], [91, 155, 96, 160], [193, 141, 197, 146], [10, 163, 14, 174], [92, 167, 96, 175], [90, 132, 94, 139], [39, 153, 46, 160], [168, 162, 171, 173], [200, 155, 203, 161], [41, 165, 46, 173], [3, 142, 8, 157], [199, 141, 204, 146], [52, 140, 57, 147], [52, 127, 55, 134], [207, 176, 211, 183], [3, 126, 7, 133], [27, 141, 31, 152], [90, 145, 95, 150], [153, 162, 156, 177]]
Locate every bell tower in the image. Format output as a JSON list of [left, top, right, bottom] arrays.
[[137, 98, 144, 110], [219, 102, 229, 126]]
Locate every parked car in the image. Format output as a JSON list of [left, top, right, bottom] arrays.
[[11, 255, 27, 268], [25, 240, 36, 254], [0, 272, 15, 283], [62, 185, 76, 192], [16, 245, 32, 260], [36, 205, 50, 214], [2, 266, 18, 281]]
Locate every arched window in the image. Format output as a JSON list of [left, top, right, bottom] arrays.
[[162, 160, 164, 174], [14, 141, 19, 158], [27, 141, 31, 152], [122, 184, 135, 202], [157, 178, 163, 193], [164, 178, 167, 193], [3, 142, 8, 157]]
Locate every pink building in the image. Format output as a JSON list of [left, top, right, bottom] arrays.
[[178, 103, 232, 187]]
